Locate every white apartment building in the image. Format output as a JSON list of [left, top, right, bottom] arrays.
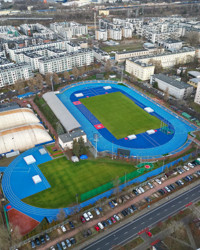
[[122, 27, 132, 38], [108, 28, 122, 40], [194, 82, 200, 105], [50, 22, 88, 39], [38, 49, 94, 75], [95, 29, 107, 41], [125, 59, 155, 81], [20, 23, 56, 40], [8, 40, 70, 61], [23, 52, 43, 71], [133, 48, 197, 69], [115, 48, 165, 62], [150, 73, 193, 99], [0, 63, 33, 87]]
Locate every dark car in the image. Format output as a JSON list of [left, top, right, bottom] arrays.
[[35, 238, 40, 246], [170, 184, 176, 189], [175, 181, 181, 186], [145, 197, 151, 203], [56, 243, 62, 250], [131, 204, 137, 211], [108, 201, 115, 208], [167, 185, 173, 191], [102, 221, 108, 227], [132, 189, 139, 195], [70, 237, 76, 245], [40, 235, 45, 244], [158, 189, 165, 195], [69, 221, 75, 229]]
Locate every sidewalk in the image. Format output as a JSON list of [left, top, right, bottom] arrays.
[[37, 165, 200, 250]]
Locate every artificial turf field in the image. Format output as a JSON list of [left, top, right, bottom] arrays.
[[22, 157, 137, 208], [81, 92, 161, 139]]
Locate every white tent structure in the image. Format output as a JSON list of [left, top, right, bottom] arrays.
[[32, 175, 42, 184], [0, 108, 40, 131], [144, 107, 154, 113], [75, 93, 84, 97], [127, 134, 137, 140], [0, 124, 52, 154], [146, 129, 155, 135], [24, 155, 36, 165], [103, 86, 112, 90]]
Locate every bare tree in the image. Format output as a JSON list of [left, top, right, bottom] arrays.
[[11, 225, 22, 245], [14, 79, 26, 95], [53, 73, 60, 84], [186, 31, 200, 46], [72, 67, 80, 79], [0, 225, 10, 250], [63, 71, 71, 81], [164, 87, 169, 101], [45, 73, 53, 87], [56, 208, 66, 222], [112, 176, 121, 198], [105, 60, 111, 72], [27, 78, 36, 92]]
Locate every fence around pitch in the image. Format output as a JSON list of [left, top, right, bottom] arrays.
[[80, 152, 195, 202]]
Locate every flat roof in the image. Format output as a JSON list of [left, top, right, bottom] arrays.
[[153, 73, 192, 89], [43, 92, 80, 132]]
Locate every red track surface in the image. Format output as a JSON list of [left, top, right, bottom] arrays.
[[8, 208, 39, 236]]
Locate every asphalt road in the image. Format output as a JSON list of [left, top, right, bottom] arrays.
[[83, 183, 200, 250]]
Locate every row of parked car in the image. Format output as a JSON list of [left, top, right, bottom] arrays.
[[50, 237, 76, 250], [31, 234, 50, 248], [94, 203, 138, 231], [158, 170, 200, 195], [81, 207, 102, 223]]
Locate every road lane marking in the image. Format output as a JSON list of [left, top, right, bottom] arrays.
[[178, 201, 182, 203], [172, 205, 175, 207], [124, 231, 128, 235], [149, 217, 152, 220], [105, 242, 109, 245], [114, 237, 118, 240], [141, 222, 145, 224]]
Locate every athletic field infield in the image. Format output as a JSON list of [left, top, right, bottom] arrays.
[[81, 92, 161, 139], [22, 157, 137, 208]]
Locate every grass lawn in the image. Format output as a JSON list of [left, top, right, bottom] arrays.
[[22, 157, 137, 208], [101, 43, 143, 53], [81, 92, 161, 139]]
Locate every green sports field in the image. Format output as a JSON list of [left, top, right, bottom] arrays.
[[81, 92, 161, 139], [22, 157, 137, 208]]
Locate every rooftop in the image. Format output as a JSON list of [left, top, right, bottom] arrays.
[[59, 129, 86, 143], [153, 73, 192, 89]]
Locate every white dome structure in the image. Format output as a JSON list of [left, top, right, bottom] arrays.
[[0, 108, 40, 131], [0, 124, 52, 154]]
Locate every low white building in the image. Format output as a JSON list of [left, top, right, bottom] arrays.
[[194, 82, 200, 105], [58, 129, 87, 150], [93, 48, 110, 61], [160, 39, 183, 52], [150, 73, 193, 99]]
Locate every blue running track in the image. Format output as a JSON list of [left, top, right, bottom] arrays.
[[58, 80, 195, 157]]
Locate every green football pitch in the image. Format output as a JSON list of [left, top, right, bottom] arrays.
[[22, 157, 137, 208], [81, 92, 161, 139]]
